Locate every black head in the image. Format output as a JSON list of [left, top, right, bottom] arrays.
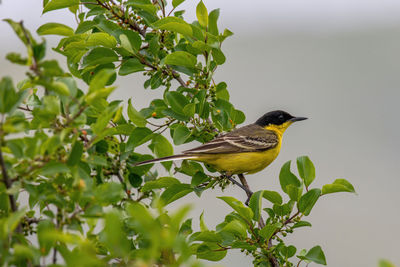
[[255, 110, 307, 127]]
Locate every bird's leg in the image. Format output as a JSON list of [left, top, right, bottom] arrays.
[[226, 175, 250, 193], [238, 174, 266, 229], [237, 174, 253, 205]]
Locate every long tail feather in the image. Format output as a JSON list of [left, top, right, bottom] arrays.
[[133, 154, 196, 166]]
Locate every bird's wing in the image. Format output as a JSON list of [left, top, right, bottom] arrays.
[[183, 124, 278, 154]]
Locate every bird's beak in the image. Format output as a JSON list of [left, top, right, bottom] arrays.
[[290, 116, 308, 122]]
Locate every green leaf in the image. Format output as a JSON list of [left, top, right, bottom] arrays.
[[215, 82, 229, 101], [195, 243, 227, 261], [191, 171, 209, 187], [0, 77, 27, 114], [142, 176, 180, 192], [85, 86, 116, 105], [95, 183, 124, 204], [152, 17, 193, 36], [259, 222, 281, 241], [279, 160, 301, 194], [298, 188, 321, 216], [164, 51, 197, 68], [273, 201, 295, 216], [37, 22, 74, 36], [199, 211, 208, 231], [220, 219, 247, 238], [165, 91, 189, 115], [40, 162, 69, 176], [86, 155, 108, 166], [262, 190, 283, 205], [75, 20, 97, 34], [160, 183, 193, 205], [379, 260, 396, 267], [151, 134, 173, 170], [43, 0, 79, 13], [128, 173, 142, 188], [49, 81, 70, 96], [287, 184, 303, 202], [67, 141, 83, 166], [196, 1, 208, 28], [127, 99, 147, 127], [119, 31, 142, 52], [88, 69, 115, 93], [126, 127, 153, 150], [218, 196, 253, 222], [6, 209, 26, 235], [212, 48, 226, 65], [162, 108, 189, 121], [280, 245, 297, 259], [304, 245, 327, 265], [296, 156, 316, 187], [6, 52, 28, 65], [292, 221, 312, 229], [208, 9, 220, 35], [91, 105, 119, 135], [249, 190, 263, 221], [119, 58, 145, 75], [173, 124, 191, 145], [126, 0, 157, 15], [102, 211, 130, 257], [183, 103, 196, 117], [86, 32, 117, 48], [172, 0, 185, 8], [82, 47, 118, 68], [231, 109, 245, 124], [37, 220, 55, 255], [322, 179, 356, 195]]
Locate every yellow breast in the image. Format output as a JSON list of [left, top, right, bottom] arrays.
[[193, 122, 291, 175]]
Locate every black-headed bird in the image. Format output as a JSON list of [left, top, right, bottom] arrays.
[[134, 110, 307, 198]]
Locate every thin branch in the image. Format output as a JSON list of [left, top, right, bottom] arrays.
[[97, 0, 146, 37], [115, 171, 133, 200], [235, 174, 280, 267], [0, 145, 21, 233], [18, 106, 32, 112], [0, 148, 17, 213], [19, 21, 40, 76], [65, 105, 87, 125]]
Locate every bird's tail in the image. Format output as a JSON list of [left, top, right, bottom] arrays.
[[133, 154, 197, 166]]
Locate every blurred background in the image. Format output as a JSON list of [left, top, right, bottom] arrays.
[[1, 0, 400, 266]]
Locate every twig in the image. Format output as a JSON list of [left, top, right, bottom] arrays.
[[238, 174, 253, 202], [227, 176, 252, 194], [235, 174, 279, 267], [65, 105, 87, 125], [0, 145, 21, 232], [96, 0, 146, 37], [18, 106, 32, 112], [19, 21, 40, 76], [115, 171, 133, 200], [0, 147, 17, 213]]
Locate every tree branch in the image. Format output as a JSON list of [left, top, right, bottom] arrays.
[[0, 145, 22, 233], [0, 147, 17, 213], [236, 174, 280, 267]]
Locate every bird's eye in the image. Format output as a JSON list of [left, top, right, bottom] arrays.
[[279, 115, 284, 121]]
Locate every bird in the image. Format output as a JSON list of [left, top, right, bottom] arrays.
[[134, 110, 307, 197]]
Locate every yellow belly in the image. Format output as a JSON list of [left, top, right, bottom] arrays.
[[194, 145, 281, 175]]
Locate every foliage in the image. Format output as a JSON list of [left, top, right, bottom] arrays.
[[0, 1, 355, 266]]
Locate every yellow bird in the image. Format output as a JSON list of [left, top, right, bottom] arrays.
[[135, 110, 307, 195]]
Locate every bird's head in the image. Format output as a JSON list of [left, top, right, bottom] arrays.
[[255, 110, 307, 134]]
